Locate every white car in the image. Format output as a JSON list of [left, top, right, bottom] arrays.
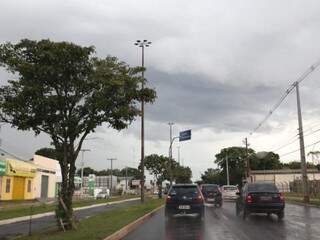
[[96, 189, 110, 199], [221, 185, 239, 200]]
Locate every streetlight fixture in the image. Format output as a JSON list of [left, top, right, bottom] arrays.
[[134, 39, 152, 203]]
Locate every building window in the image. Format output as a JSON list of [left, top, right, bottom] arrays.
[[5, 178, 11, 193], [27, 180, 32, 193]]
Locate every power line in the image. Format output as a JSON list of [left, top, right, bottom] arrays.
[[280, 139, 320, 158], [0, 147, 24, 160], [272, 136, 299, 153], [249, 59, 320, 136], [272, 127, 320, 153]]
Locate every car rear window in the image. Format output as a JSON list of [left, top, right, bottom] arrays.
[[223, 186, 238, 191], [202, 185, 219, 191], [170, 186, 199, 196], [248, 183, 278, 192]]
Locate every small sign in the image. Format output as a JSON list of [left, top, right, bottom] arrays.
[[179, 130, 191, 142], [0, 160, 5, 176]]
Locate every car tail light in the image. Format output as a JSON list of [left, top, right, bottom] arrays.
[[279, 192, 285, 203], [166, 195, 171, 204], [196, 194, 204, 204], [246, 194, 253, 204]]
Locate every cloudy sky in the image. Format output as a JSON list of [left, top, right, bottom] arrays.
[[1, 0, 320, 180]]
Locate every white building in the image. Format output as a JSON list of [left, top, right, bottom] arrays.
[[251, 169, 320, 192], [31, 155, 59, 199]]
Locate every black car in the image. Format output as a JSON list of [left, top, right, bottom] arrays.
[[200, 184, 222, 207], [165, 184, 205, 220], [236, 182, 285, 220]]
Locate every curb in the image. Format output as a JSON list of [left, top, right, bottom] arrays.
[[104, 205, 164, 240], [0, 197, 140, 226], [287, 199, 320, 208]]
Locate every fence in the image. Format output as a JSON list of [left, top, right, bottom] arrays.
[[290, 180, 320, 198]]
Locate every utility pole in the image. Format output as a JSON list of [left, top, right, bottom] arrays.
[[168, 122, 174, 186], [295, 81, 310, 203], [226, 151, 230, 185], [244, 138, 250, 182], [80, 149, 91, 193], [107, 158, 117, 196], [177, 146, 181, 165], [134, 40, 152, 203], [125, 166, 128, 191]]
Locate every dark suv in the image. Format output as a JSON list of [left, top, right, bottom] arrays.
[[165, 184, 205, 220], [236, 182, 285, 220], [200, 184, 222, 207]]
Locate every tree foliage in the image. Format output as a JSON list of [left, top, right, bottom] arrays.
[[144, 154, 169, 186], [35, 147, 62, 160], [215, 147, 253, 185], [0, 39, 156, 229], [214, 147, 282, 186], [173, 165, 192, 184], [201, 168, 224, 185], [144, 154, 192, 186]]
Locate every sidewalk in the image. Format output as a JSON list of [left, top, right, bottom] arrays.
[[0, 197, 139, 226]]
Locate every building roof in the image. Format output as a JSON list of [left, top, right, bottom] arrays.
[[251, 169, 320, 175]]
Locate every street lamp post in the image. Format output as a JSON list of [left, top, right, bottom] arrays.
[[226, 151, 230, 185], [134, 39, 152, 203], [80, 149, 91, 193], [168, 122, 174, 186]]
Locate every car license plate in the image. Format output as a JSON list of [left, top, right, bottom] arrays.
[[178, 205, 190, 210], [207, 198, 215, 202], [260, 196, 272, 201]]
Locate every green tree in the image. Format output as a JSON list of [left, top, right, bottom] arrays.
[[173, 165, 192, 183], [144, 154, 169, 190], [120, 167, 141, 179], [250, 151, 282, 170], [215, 147, 255, 186], [35, 147, 62, 160], [201, 168, 224, 185], [0, 39, 156, 229], [76, 167, 97, 176], [282, 161, 316, 169]]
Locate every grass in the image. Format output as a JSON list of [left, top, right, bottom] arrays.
[[19, 198, 164, 240], [284, 192, 320, 207], [0, 195, 138, 221]]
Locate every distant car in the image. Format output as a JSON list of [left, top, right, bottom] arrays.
[[96, 190, 109, 199], [165, 184, 205, 220], [221, 185, 239, 200], [200, 184, 222, 207], [235, 182, 285, 220]]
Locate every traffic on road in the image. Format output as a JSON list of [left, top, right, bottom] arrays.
[[125, 200, 320, 240]]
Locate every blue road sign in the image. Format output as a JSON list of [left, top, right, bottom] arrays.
[[179, 129, 191, 142]]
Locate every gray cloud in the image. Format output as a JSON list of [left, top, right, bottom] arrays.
[[1, 0, 320, 180]]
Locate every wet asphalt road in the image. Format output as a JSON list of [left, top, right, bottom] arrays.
[[0, 199, 139, 240], [125, 201, 320, 240]]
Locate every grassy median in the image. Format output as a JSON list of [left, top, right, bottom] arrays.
[[19, 198, 164, 240], [284, 192, 320, 207], [0, 195, 138, 221]]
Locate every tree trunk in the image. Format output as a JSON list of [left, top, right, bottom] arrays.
[[55, 144, 77, 230]]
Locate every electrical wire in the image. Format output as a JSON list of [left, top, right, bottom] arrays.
[[0, 147, 24, 160], [272, 136, 299, 153], [279, 139, 320, 158], [272, 127, 320, 153], [249, 59, 320, 136]]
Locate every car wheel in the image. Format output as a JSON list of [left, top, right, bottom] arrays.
[[277, 211, 284, 220]]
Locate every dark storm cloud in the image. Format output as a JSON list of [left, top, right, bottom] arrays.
[[145, 69, 282, 132]]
